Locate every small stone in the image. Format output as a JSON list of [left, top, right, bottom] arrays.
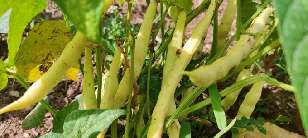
[[23, 133, 30, 138], [8, 90, 20, 97]]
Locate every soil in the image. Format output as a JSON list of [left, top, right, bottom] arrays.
[[0, 0, 305, 138]]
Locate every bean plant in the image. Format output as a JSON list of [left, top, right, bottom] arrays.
[[0, 0, 307, 137]]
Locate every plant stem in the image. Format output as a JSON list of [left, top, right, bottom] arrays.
[[111, 120, 118, 138], [186, 0, 210, 23], [236, 0, 242, 40], [168, 74, 295, 123], [124, 1, 135, 137], [210, 0, 237, 61], [39, 100, 56, 115], [96, 47, 103, 108], [146, 55, 153, 118]]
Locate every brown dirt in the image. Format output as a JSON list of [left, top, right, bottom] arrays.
[[0, 79, 81, 138]]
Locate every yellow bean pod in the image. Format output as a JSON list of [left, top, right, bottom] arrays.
[[185, 7, 274, 87], [221, 69, 252, 111], [100, 47, 122, 109], [113, 1, 157, 108], [216, 0, 236, 51], [0, 32, 87, 115], [148, 0, 217, 137], [236, 81, 265, 118], [82, 47, 97, 109]]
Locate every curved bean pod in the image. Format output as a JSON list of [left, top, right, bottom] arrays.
[[148, 0, 217, 137], [0, 32, 87, 115], [100, 47, 122, 109], [185, 7, 274, 87], [113, 1, 157, 108], [236, 81, 265, 118]]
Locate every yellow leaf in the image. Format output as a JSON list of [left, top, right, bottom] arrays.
[[66, 67, 80, 81], [27, 65, 43, 82], [15, 20, 73, 82]]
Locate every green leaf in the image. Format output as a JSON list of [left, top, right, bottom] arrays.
[[0, 72, 8, 91], [0, 60, 8, 91], [14, 20, 73, 81], [232, 117, 266, 134], [139, 68, 162, 105], [0, 0, 13, 16], [273, 0, 308, 134], [209, 84, 226, 130], [22, 98, 49, 129], [42, 109, 126, 138], [175, 0, 192, 13], [5, 0, 47, 64], [53, 100, 79, 133], [238, 0, 258, 25], [180, 121, 191, 138], [236, 0, 269, 38], [53, 0, 105, 42]]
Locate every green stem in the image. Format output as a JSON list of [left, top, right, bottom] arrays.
[[124, 2, 135, 138], [96, 47, 103, 108], [209, 10, 218, 60], [210, 0, 237, 61], [111, 120, 118, 138], [146, 56, 153, 118], [160, 2, 165, 42], [235, 0, 241, 40], [167, 74, 295, 123], [39, 100, 56, 115], [186, 0, 210, 23], [13, 74, 30, 89]]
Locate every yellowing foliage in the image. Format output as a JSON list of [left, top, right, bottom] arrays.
[[15, 20, 75, 82]]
